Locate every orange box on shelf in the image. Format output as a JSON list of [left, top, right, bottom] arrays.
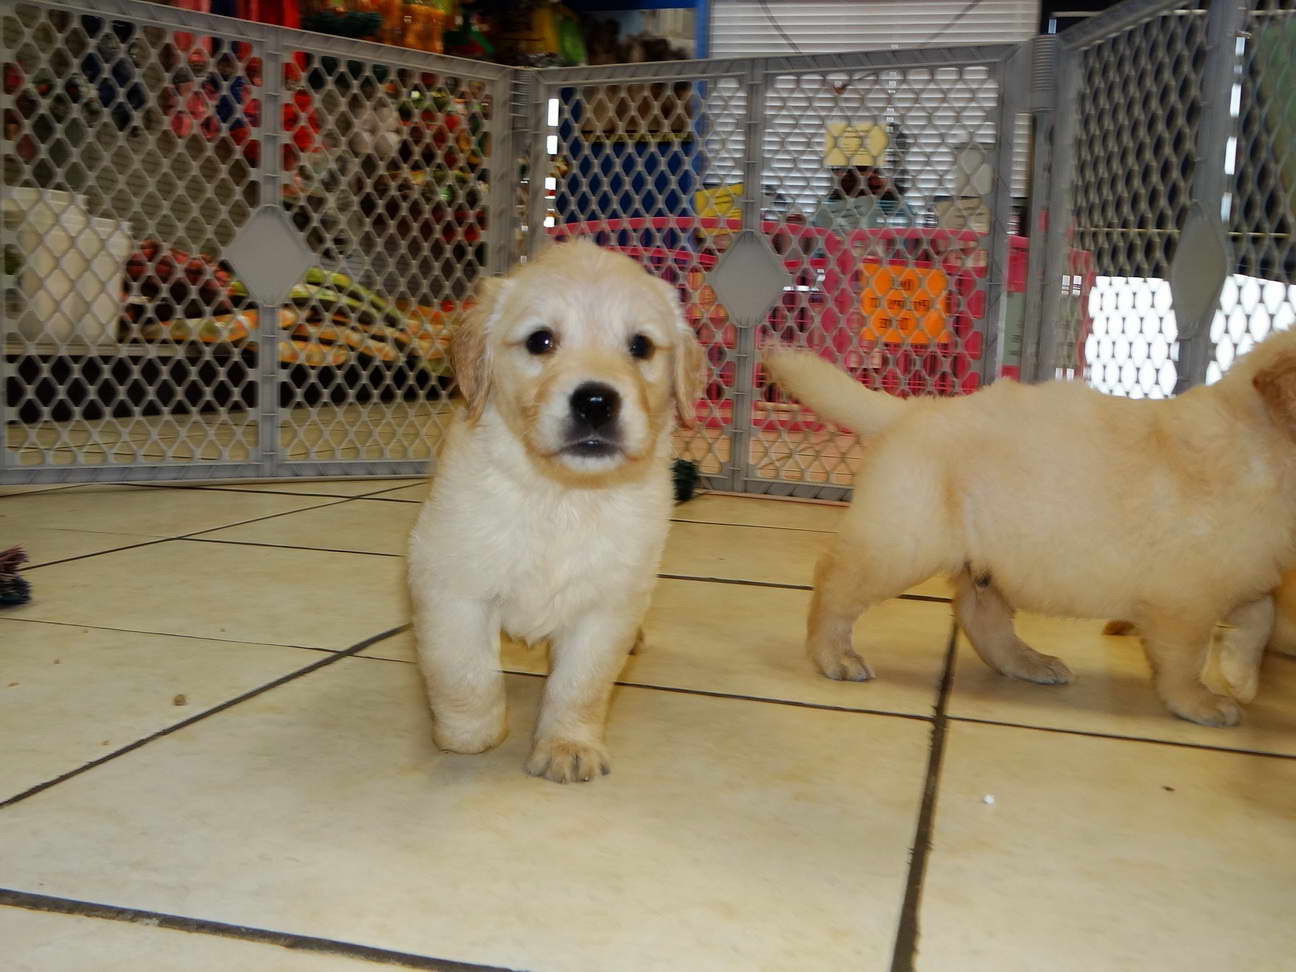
[[859, 264, 951, 345]]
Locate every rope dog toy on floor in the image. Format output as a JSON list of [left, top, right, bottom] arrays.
[[0, 546, 30, 606], [672, 459, 699, 504]]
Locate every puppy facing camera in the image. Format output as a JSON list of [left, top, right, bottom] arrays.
[[408, 240, 704, 782]]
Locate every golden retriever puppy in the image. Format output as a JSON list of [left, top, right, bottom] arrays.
[[763, 331, 1296, 727], [407, 240, 703, 782], [1104, 567, 1296, 702]]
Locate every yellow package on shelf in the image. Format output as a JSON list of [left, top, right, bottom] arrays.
[[694, 184, 743, 221]]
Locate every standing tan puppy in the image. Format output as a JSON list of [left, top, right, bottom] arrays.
[[408, 241, 703, 782], [764, 330, 1296, 727]]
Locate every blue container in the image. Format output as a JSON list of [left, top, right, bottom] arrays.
[[554, 87, 701, 226]]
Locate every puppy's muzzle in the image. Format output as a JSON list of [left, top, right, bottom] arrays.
[[563, 381, 622, 458]]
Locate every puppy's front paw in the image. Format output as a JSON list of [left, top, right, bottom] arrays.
[[1166, 689, 1242, 728], [1219, 654, 1260, 704], [433, 716, 508, 755], [811, 643, 875, 682], [526, 737, 610, 783]]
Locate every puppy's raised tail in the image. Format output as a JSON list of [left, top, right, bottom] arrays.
[[763, 349, 907, 437]]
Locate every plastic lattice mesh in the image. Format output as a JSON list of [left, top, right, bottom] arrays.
[[2, 0, 504, 479], [3, 5, 264, 467], [270, 48, 495, 465], [544, 70, 749, 482], [1207, 0, 1296, 382], [751, 60, 1014, 491], [1066, 2, 1209, 398]]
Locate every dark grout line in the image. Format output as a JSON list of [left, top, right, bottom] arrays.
[[180, 537, 403, 559], [128, 483, 366, 500], [0, 624, 408, 811], [0, 890, 515, 972], [658, 572, 952, 603], [945, 715, 1296, 761], [0, 616, 338, 655], [504, 668, 935, 722], [657, 572, 814, 591], [0, 483, 85, 498], [351, 650, 936, 722], [358, 483, 426, 499], [22, 498, 350, 572], [24, 535, 176, 570], [669, 516, 837, 535], [889, 618, 960, 972]]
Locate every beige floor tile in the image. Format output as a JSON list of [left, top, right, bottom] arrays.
[[366, 579, 952, 717], [9, 541, 406, 650], [673, 493, 846, 532], [948, 615, 1296, 756], [199, 498, 419, 555], [1, 485, 335, 539], [662, 519, 951, 599], [17, 527, 157, 566], [920, 722, 1296, 971], [0, 660, 930, 972], [1, 908, 381, 971], [0, 620, 321, 802], [662, 520, 828, 587]]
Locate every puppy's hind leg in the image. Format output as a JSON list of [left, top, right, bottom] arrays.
[[953, 571, 1071, 684], [806, 529, 943, 683], [1140, 614, 1241, 727], [411, 590, 508, 754], [1213, 595, 1273, 704]]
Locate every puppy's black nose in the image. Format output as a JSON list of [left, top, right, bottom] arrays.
[[570, 382, 620, 429]]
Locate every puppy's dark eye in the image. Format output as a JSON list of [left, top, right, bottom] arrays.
[[525, 329, 555, 355], [628, 334, 654, 360]]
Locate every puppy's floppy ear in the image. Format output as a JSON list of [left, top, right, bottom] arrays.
[[1253, 352, 1296, 441], [451, 275, 509, 422], [656, 277, 705, 428]]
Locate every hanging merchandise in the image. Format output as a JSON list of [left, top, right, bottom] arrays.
[[401, 0, 456, 53], [301, 1, 382, 39], [498, 3, 585, 66], [445, 11, 494, 61], [233, 0, 301, 28]]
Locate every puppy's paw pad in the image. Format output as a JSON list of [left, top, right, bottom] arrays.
[[1011, 649, 1072, 685], [1170, 693, 1242, 728], [526, 738, 610, 784], [815, 647, 875, 682]]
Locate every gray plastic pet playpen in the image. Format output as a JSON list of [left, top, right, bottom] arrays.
[[2, 0, 1293, 500]]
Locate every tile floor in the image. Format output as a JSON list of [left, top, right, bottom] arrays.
[[2, 482, 1295, 971]]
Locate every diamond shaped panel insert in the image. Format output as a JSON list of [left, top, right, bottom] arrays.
[[705, 230, 794, 326], [226, 207, 316, 306], [1169, 201, 1230, 340]]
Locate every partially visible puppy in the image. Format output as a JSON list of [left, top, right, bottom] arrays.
[[407, 240, 703, 782], [764, 330, 1296, 727], [1104, 568, 1296, 702]]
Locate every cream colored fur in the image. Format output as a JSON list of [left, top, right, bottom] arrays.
[[407, 240, 703, 782], [764, 331, 1296, 727], [1104, 566, 1296, 704]]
